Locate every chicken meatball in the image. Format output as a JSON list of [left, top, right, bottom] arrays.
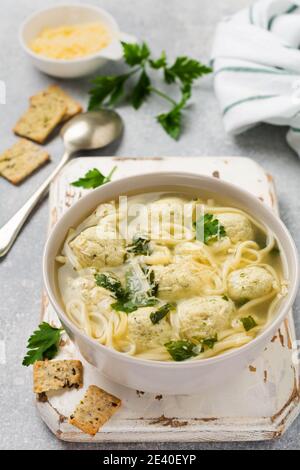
[[227, 266, 275, 301], [72, 277, 110, 305], [217, 213, 254, 244], [128, 307, 173, 350], [150, 197, 186, 219], [70, 226, 125, 269], [178, 296, 235, 340], [153, 261, 211, 301]]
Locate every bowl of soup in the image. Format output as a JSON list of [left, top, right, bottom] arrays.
[[43, 172, 299, 394]]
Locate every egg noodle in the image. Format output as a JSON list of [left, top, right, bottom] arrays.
[[57, 193, 287, 362]]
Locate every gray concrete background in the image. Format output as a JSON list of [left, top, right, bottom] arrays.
[[0, 0, 299, 450]]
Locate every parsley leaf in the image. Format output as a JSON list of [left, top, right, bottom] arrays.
[[112, 297, 157, 313], [131, 70, 151, 109], [122, 42, 150, 66], [88, 74, 130, 109], [156, 83, 191, 140], [149, 51, 167, 69], [142, 265, 159, 297], [150, 303, 175, 324], [95, 273, 125, 298], [127, 235, 151, 256], [157, 105, 182, 140], [195, 213, 226, 244], [236, 298, 249, 307], [201, 335, 218, 351], [87, 41, 212, 140], [95, 267, 158, 313], [123, 266, 158, 309], [164, 56, 212, 85], [22, 322, 63, 366], [71, 167, 116, 189], [240, 316, 257, 332], [165, 340, 198, 361], [95, 272, 151, 313]]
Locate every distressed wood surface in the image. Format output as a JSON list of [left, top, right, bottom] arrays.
[[37, 157, 300, 442]]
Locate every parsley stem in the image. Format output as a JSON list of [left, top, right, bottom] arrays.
[[149, 87, 177, 106], [127, 67, 143, 77], [105, 165, 117, 182]]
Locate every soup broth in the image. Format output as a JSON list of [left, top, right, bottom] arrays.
[[57, 192, 287, 362]]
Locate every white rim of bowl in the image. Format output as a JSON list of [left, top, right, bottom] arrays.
[[43, 171, 300, 368], [19, 3, 121, 64]]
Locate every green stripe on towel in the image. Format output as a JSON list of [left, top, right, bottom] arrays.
[[215, 66, 295, 76], [268, 4, 298, 30], [249, 5, 255, 24], [290, 127, 300, 133], [222, 95, 278, 116]]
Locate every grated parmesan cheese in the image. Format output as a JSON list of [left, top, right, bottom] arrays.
[[30, 22, 112, 60]]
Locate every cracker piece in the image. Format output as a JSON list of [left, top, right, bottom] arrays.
[[30, 85, 82, 121], [0, 138, 49, 184], [13, 94, 66, 143], [33, 360, 83, 394], [69, 385, 121, 436]]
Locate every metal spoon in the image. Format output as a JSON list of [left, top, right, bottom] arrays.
[[0, 110, 123, 257]]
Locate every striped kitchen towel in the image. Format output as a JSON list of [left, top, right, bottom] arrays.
[[212, 0, 300, 155]]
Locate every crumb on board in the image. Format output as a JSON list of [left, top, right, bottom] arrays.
[[149, 415, 188, 428], [278, 329, 285, 348]]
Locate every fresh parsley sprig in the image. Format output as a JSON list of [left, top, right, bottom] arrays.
[[88, 42, 212, 140], [95, 273, 125, 298], [71, 166, 117, 189], [95, 271, 158, 313], [201, 335, 218, 352], [127, 235, 152, 256], [165, 334, 219, 361], [195, 213, 226, 245], [165, 340, 199, 362], [150, 303, 175, 325], [22, 322, 64, 366], [240, 316, 257, 332]]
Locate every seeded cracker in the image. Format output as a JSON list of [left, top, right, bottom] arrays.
[[33, 360, 83, 393], [13, 93, 66, 143], [30, 85, 82, 122], [0, 139, 49, 184], [69, 385, 121, 436]]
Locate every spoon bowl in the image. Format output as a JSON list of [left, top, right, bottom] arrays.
[[61, 110, 123, 152]]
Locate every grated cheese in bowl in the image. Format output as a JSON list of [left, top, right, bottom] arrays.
[[30, 22, 112, 60]]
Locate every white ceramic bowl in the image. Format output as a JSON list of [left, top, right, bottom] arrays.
[[19, 4, 136, 78], [43, 172, 299, 394]]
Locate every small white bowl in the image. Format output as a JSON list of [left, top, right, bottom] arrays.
[[19, 4, 136, 79], [43, 172, 299, 394]]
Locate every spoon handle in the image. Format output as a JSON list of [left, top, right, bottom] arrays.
[[0, 151, 70, 257]]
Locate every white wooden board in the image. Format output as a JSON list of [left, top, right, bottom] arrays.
[[38, 156, 300, 442]]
